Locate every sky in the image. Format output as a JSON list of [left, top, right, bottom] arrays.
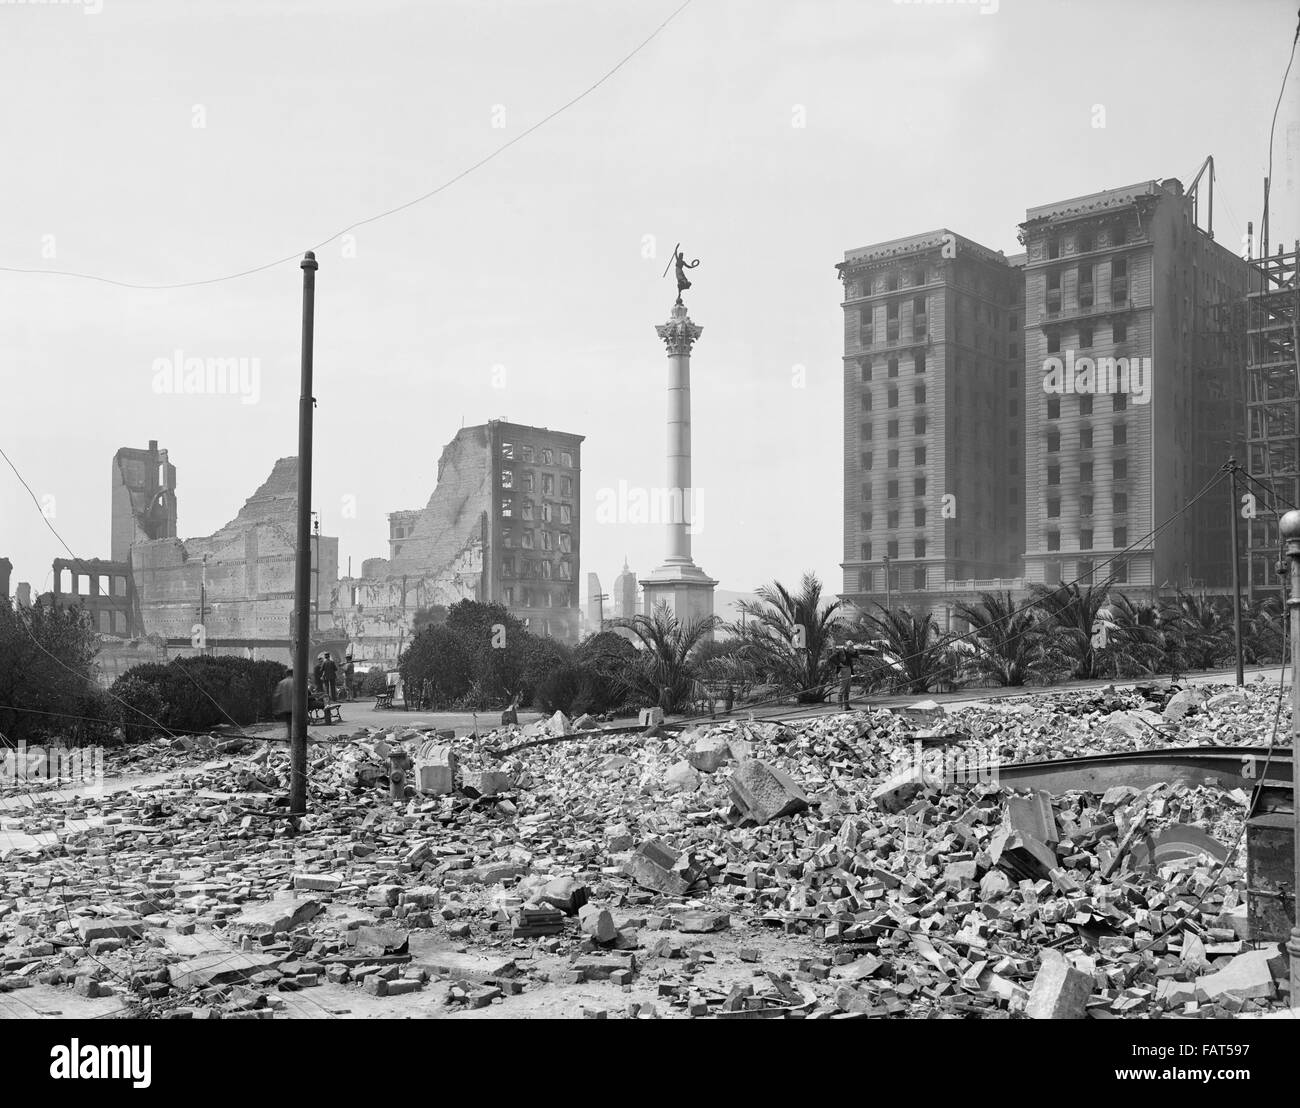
[[2, 0, 1297, 605]]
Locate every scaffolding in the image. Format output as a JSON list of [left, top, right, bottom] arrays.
[[1245, 243, 1300, 597]]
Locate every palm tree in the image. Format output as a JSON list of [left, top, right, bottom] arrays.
[[1028, 577, 1114, 679], [731, 573, 844, 703], [612, 604, 721, 713], [953, 591, 1070, 686], [1244, 595, 1284, 664], [855, 605, 955, 694], [1174, 591, 1235, 670], [1097, 593, 1166, 677]]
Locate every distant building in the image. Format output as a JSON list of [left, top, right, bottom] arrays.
[[613, 559, 638, 619], [586, 572, 604, 632]]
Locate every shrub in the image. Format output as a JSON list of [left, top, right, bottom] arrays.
[[108, 655, 288, 741], [361, 667, 389, 697]]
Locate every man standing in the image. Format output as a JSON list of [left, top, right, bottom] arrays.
[[321, 653, 338, 702], [344, 655, 356, 701], [837, 641, 857, 711], [273, 668, 295, 741]]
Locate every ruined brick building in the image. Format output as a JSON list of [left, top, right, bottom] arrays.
[[31, 420, 583, 672]]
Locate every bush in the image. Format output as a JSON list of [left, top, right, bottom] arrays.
[[361, 667, 389, 697], [534, 660, 628, 717], [108, 655, 288, 741], [0, 599, 101, 745], [399, 626, 472, 708]]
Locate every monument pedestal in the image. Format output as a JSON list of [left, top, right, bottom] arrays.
[[640, 561, 718, 629]]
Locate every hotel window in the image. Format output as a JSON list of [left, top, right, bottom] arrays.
[[501, 441, 514, 460], [1113, 424, 1127, 445], [1009, 398, 1018, 416], [888, 449, 899, 468], [888, 419, 899, 439], [560, 504, 572, 524], [1047, 531, 1061, 551], [913, 297, 927, 338], [887, 302, 899, 341], [560, 476, 572, 497], [1077, 231, 1093, 253], [888, 273, 899, 291], [1047, 397, 1060, 419], [541, 560, 553, 578], [1113, 392, 1127, 411], [886, 357, 899, 378], [521, 531, 534, 549], [1045, 561, 1062, 583], [521, 445, 534, 462], [1047, 430, 1060, 453], [1077, 559, 1093, 583], [1113, 459, 1128, 479], [1113, 526, 1128, 548], [914, 352, 926, 374], [1112, 559, 1128, 584], [861, 360, 873, 382], [887, 509, 900, 528], [1080, 530, 1093, 550], [502, 525, 514, 547], [1047, 332, 1061, 353], [523, 472, 535, 493], [887, 480, 899, 499], [862, 483, 873, 501], [862, 452, 873, 470], [1078, 266, 1094, 309], [1080, 494, 1093, 515], [1048, 465, 1060, 486], [861, 422, 874, 441], [887, 540, 899, 559], [861, 511, 873, 529], [1079, 325, 1093, 348], [914, 476, 927, 496], [861, 541, 872, 560], [1080, 427, 1093, 449], [502, 555, 515, 576], [542, 474, 554, 496], [558, 532, 572, 553], [914, 507, 927, 527], [503, 587, 514, 605], [559, 561, 572, 580], [1047, 239, 1060, 259], [501, 468, 513, 488], [914, 539, 927, 558], [913, 567, 927, 590], [888, 389, 898, 408], [1046, 271, 1061, 313], [1080, 462, 1093, 483], [1079, 395, 1093, 416], [1112, 223, 1127, 245], [500, 496, 514, 518], [862, 391, 873, 411], [860, 308, 874, 346], [521, 590, 532, 607], [522, 501, 534, 521], [1008, 369, 1019, 388], [541, 503, 554, 523], [914, 415, 927, 434], [914, 446, 927, 465], [1113, 493, 1128, 512], [560, 451, 573, 468], [859, 570, 873, 592], [1010, 342, 1019, 359], [912, 267, 925, 287], [1047, 498, 1061, 518], [914, 384, 926, 404], [1113, 320, 1127, 342]]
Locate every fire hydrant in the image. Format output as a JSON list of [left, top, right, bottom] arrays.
[[387, 749, 412, 800]]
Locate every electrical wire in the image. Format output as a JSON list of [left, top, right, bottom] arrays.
[[0, 1, 695, 291]]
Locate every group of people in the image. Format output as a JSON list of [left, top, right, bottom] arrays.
[[310, 652, 356, 701], [828, 639, 879, 710]]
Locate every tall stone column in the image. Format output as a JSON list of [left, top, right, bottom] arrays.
[[640, 302, 717, 631]]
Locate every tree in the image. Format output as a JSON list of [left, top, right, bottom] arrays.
[[612, 605, 720, 713], [0, 599, 107, 745], [953, 591, 1069, 686], [398, 624, 472, 708], [1244, 595, 1285, 664], [855, 606, 955, 694], [1096, 594, 1166, 677], [731, 573, 844, 702], [1173, 591, 1236, 670], [1028, 578, 1115, 679]]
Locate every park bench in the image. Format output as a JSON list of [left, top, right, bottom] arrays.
[[374, 691, 395, 710], [308, 700, 343, 725]]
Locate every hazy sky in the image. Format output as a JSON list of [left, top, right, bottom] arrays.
[[2, 0, 1297, 604]]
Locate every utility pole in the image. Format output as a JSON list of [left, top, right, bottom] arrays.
[[198, 554, 207, 656], [1227, 458, 1244, 686], [312, 511, 321, 633], [291, 251, 318, 817], [1277, 508, 1300, 1005], [593, 591, 609, 633]]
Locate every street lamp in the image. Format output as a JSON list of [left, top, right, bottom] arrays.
[[882, 554, 892, 613]]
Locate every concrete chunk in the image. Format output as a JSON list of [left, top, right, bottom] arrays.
[[227, 895, 321, 938], [728, 760, 809, 824], [414, 741, 457, 795], [624, 839, 691, 896], [1025, 949, 1092, 1019]]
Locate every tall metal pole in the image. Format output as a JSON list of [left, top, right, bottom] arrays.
[[1278, 509, 1300, 1005], [291, 251, 318, 816], [1228, 459, 1244, 686]]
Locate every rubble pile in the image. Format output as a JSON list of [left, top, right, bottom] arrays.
[[0, 679, 1292, 1019]]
